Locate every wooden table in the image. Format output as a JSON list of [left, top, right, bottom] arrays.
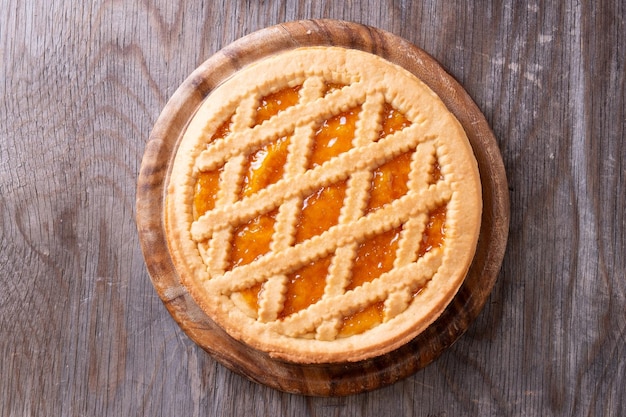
[[1, 1, 624, 415]]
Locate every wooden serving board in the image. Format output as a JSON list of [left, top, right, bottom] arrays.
[[136, 19, 509, 397]]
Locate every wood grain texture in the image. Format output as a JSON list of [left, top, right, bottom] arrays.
[[1, 0, 624, 415], [136, 19, 509, 396]]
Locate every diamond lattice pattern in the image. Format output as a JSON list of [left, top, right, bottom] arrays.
[[190, 77, 451, 340]]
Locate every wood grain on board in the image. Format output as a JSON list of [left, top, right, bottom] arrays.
[[136, 19, 509, 396], [1, 1, 624, 416]]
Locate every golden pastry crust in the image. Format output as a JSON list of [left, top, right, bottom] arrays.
[[165, 46, 482, 363]]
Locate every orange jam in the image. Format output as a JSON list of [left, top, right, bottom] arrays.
[[254, 85, 301, 125], [231, 210, 278, 310], [367, 152, 412, 212], [278, 255, 332, 319], [347, 227, 402, 291], [230, 210, 278, 269], [194, 169, 221, 217], [240, 135, 290, 198], [380, 103, 411, 138], [417, 206, 446, 257], [295, 183, 346, 244], [338, 301, 385, 337], [308, 106, 360, 168], [192, 85, 447, 332], [429, 161, 444, 184], [193, 116, 233, 218], [323, 83, 345, 95]]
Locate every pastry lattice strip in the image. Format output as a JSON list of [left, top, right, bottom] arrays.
[[203, 181, 451, 295], [271, 249, 444, 338], [303, 92, 384, 338], [194, 81, 369, 172], [193, 72, 453, 338], [257, 78, 328, 322], [190, 122, 433, 242], [203, 94, 260, 275]]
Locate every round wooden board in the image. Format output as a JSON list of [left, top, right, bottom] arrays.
[[136, 19, 509, 397]]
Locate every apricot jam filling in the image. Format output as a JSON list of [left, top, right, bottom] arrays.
[[295, 182, 346, 244], [193, 169, 221, 218], [278, 255, 333, 319], [229, 210, 278, 269], [323, 83, 345, 95], [338, 301, 385, 338], [192, 84, 448, 333], [418, 205, 447, 257], [347, 227, 403, 291], [254, 85, 301, 125], [308, 106, 360, 168], [193, 115, 233, 219], [240, 135, 290, 198], [367, 151, 412, 213], [380, 103, 411, 139]]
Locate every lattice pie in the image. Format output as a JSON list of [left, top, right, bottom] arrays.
[[165, 47, 482, 363]]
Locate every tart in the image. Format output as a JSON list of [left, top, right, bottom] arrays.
[[164, 46, 482, 363]]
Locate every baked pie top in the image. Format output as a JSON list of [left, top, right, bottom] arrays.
[[165, 46, 482, 363]]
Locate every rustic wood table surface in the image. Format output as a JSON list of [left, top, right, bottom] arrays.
[[1, 1, 624, 416]]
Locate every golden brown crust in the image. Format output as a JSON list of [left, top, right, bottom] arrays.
[[165, 46, 482, 363]]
